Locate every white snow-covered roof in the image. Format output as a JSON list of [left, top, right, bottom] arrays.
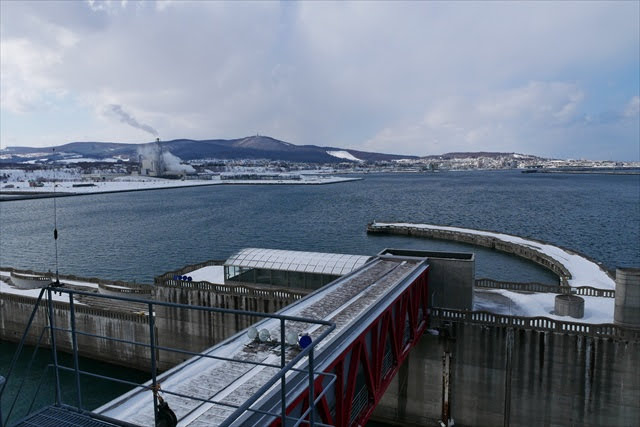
[[225, 248, 372, 276]]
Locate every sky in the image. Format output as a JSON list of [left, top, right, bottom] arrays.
[[1, 1, 638, 161]]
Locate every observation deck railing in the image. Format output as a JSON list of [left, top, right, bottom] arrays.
[[430, 308, 639, 341], [0, 285, 335, 427], [475, 278, 615, 298]]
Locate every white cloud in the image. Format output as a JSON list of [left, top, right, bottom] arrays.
[[0, 1, 638, 159], [362, 81, 617, 157], [624, 96, 640, 118]]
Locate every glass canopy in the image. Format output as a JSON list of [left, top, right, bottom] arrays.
[[225, 248, 372, 276]]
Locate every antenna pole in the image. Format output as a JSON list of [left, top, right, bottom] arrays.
[[52, 149, 60, 287]]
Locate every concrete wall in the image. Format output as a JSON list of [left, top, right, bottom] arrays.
[[0, 293, 154, 371], [379, 248, 475, 310], [0, 280, 306, 372], [614, 267, 640, 328], [425, 255, 474, 311], [152, 282, 305, 367], [368, 223, 575, 286], [373, 321, 640, 426]]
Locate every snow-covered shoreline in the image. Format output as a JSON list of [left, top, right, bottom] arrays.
[[0, 175, 361, 200]]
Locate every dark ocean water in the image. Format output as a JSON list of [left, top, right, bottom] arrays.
[[2, 171, 638, 283], [1, 171, 639, 422]]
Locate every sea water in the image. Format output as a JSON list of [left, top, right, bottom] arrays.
[[1, 170, 639, 421]]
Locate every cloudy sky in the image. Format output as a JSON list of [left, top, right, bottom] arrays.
[[1, 1, 638, 160]]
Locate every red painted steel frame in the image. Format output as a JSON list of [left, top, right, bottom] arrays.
[[272, 268, 429, 427]]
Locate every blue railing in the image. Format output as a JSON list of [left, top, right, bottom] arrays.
[[0, 285, 336, 427]]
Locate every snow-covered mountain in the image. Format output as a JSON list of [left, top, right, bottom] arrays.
[[0, 136, 415, 164]]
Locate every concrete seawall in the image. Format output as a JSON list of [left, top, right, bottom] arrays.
[[373, 311, 640, 426], [367, 222, 616, 287], [0, 292, 154, 371]]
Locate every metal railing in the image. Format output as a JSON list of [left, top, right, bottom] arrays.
[[430, 308, 640, 341], [475, 278, 615, 298], [0, 284, 336, 427]]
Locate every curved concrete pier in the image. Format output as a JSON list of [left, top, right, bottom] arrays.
[[367, 222, 615, 289]]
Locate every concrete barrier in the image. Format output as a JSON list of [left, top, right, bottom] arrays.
[[368, 223, 573, 286], [615, 267, 640, 328], [554, 294, 585, 318], [373, 310, 640, 427]]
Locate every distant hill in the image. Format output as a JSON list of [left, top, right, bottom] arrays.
[[422, 152, 543, 160], [0, 135, 417, 164]]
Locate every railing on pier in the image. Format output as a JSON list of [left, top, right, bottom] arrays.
[[475, 278, 615, 298], [0, 285, 335, 427], [430, 308, 640, 341], [159, 277, 309, 300]]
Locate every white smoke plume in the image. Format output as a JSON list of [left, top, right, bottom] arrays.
[[108, 104, 158, 137], [137, 142, 195, 174], [162, 151, 195, 173]]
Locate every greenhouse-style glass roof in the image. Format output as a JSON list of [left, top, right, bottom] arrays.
[[225, 248, 372, 276]]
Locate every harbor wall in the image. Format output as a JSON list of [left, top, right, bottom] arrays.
[[373, 312, 640, 427], [368, 223, 578, 286], [0, 292, 154, 371]]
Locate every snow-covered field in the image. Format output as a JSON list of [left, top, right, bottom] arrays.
[[474, 289, 614, 324]]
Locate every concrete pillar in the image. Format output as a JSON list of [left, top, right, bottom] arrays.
[[614, 268, 640, 328], [555, 295, 585, 319]]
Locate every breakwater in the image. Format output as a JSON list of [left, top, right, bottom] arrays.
[[367, 222, 616, 288], [368, 222, 570, 285]]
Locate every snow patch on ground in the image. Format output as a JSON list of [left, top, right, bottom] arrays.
[[327, 150, 362, 162], [474, 289, 614, 324], [0, 277, 73, 303], [186, 266, 225, 284]]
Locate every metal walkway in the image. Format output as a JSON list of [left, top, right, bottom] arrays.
[[16, 406, 129, 427]]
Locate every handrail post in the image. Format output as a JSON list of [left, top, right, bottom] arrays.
[[148, 302, 158, 425], [308, 348, 315, 427], [0, 375, 5, 427], [280, 318, 286, 425], [68, 294, 83, 411], [47, 288, 63, 407]]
